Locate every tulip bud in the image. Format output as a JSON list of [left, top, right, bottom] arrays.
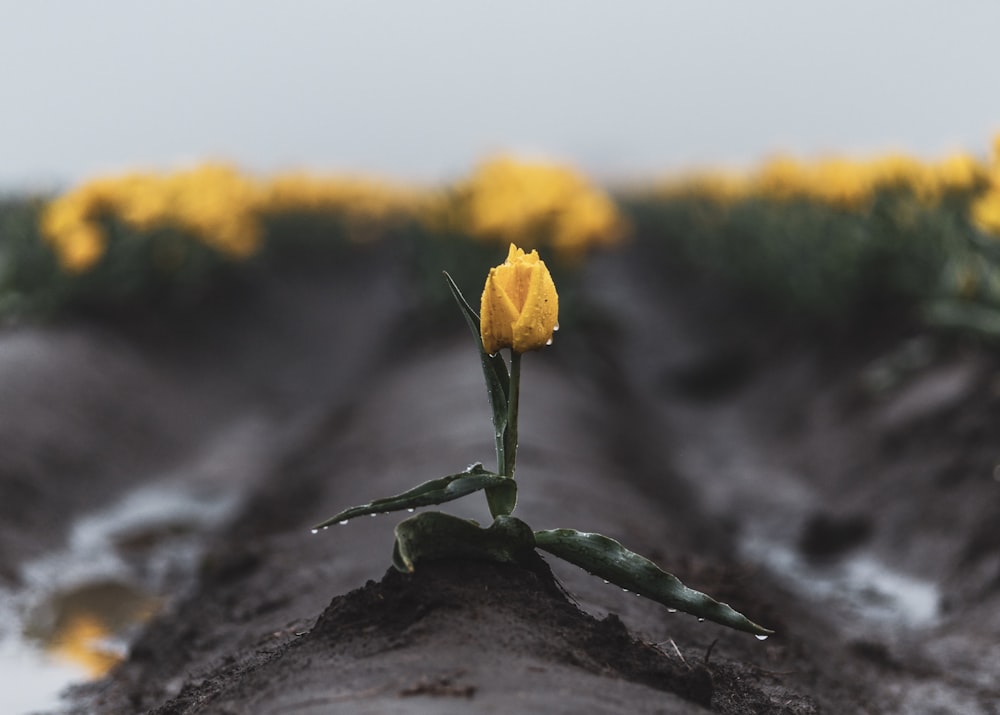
[[480, 244, 559, 354]]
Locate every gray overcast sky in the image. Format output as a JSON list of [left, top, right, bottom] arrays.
[[2, 1, 999, 190]]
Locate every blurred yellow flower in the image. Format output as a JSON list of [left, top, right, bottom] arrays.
[[653, 142, 993, 216], [655, 170, 750, 202], [480, 244, 559, 354], [39, 163, 437, 274], [972, 189, 1000, 236], [453, 156, 627, 256], [930, 153, 987, 194], [55, 224, 107, 273]]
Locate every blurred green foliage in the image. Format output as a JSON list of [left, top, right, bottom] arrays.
[[5, 144, 1000, 346]]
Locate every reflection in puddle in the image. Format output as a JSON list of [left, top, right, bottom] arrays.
[[744, 535, 940, 630], [47, 613, 126, 677], [26, 580, 160, 677], [0, 484, 236, 714]]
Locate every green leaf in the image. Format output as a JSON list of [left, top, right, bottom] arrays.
[[924, 299, 1000, 341], [443, 271, 516, 518], [392, 512, 537, 572], [442, 270, 510, 403], [312, 465, 513, 530], [534, 528, 773, 637]]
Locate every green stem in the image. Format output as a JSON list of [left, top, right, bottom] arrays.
[[485, 350, 519, 519], [504, 350, 522, 478]]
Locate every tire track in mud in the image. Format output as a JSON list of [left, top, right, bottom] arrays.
[[584, 248, 1000, 714]]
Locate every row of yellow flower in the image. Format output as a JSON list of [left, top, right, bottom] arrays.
[[40, 135, 1000, 276], [40, 158, 628, 273], [654, 133, 1000, 234]]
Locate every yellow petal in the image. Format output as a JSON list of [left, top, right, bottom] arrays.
[[480, 243, 559, 354], [512, 253, 558, 352], [480, 266, 520, 354]]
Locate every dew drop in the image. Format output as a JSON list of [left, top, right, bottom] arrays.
[[697, 618, 705, 622], [407, 508, 415, 513], [553, 323, 560, 331], [621, 588, 630, 593], [322, 525, 330, 531], [545, 337, 554, 346], [602, 579, 610, 584], [666, 608, 677, 613], [755, 634, 769, 641], [310, 529, 319, 535], [338, 520, 348, 526], [369, 513, 377, 518]]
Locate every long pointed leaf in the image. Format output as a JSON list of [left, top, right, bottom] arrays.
[[312, 466, 513, 530], [443, 270, 510, 404], [535, 528, 773, 636]]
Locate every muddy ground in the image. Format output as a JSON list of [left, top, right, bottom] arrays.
[[3, 243, 1000, 713]]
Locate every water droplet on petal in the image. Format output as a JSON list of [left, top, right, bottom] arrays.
[[545, 337, 553, 346], [755, 634, 769, 641], [553, 323, 560, 332]]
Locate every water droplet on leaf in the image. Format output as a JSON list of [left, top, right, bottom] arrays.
[[310, 529, 319, 535], [755, 634, 769, 641], [338, 520, 348, 525]]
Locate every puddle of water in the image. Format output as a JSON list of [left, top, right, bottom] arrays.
[[744, 535, 940, 631], [0, 483, 237, 715]]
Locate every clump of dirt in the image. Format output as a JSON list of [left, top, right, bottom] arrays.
[[122, 558, 829, 715], [309, 560, 712, 699]]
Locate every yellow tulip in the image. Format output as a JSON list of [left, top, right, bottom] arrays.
[[480, 244, 559, 354]]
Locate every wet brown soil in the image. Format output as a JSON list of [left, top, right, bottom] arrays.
[[4, 244, 1000, 714]]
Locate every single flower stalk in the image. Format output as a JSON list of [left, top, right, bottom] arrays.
[[478, 244, 558, 496], [480, 244, 559, 355], [311, 244, 773, 638]]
